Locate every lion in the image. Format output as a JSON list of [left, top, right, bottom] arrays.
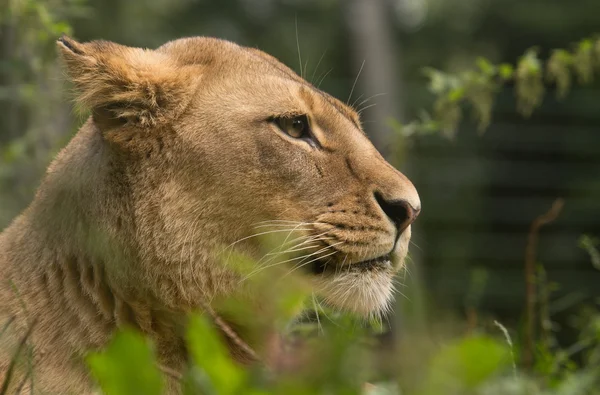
[[0, 35, 420, 393]]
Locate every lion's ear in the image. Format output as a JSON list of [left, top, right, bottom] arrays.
[[57, 35, 198, 127]]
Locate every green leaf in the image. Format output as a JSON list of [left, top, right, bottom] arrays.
[[476, 57, 496, 76], [87, 329, 164, 395], [578, 39, 593, 52], [573, 39, 594, 84], [423, 67, 450, 94], [578, 235, 600, 270], [51, 21, 72, 35], [448, 87, 465, 102], [423, 335, 511, 393], [553, 369, 600, 395], [547, 49, 573, 99], [516, 48, 545, 116], [433, 97, 462, 139], [186, 314, 247, 395], [498, 63, 514, 80]]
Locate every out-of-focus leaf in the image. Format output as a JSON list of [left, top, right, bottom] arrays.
[[516, 48, 544, 116], [578, 235, 600, 270], [498, 63, 514, 80], [186, 314, 247, 395], [546, 49, 573, 99], [433, 97, 462, 139], [423, 68, 450, 94], [553, 369, 600, 395], [423, 335, 511, 394], [476, 57, 496, 77], [477, 376, 541, 395], [51, 21, 72, 35], [363, 381, 400, 395], [573, 39, 594, 84], [464, 81, 495, 134], [594, 38, 600, 69], [87, 329, 164, 395], [448, 86, 465, 102], [465, 268, 489, 309]]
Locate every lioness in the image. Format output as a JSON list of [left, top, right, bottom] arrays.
[[0, 36, 420, 393]]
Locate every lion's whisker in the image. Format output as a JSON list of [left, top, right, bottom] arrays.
[[239, 243, 331, 283], [353, 92, 387, 110], [282, 247, 341, 279], [409, 240, 423, 252], [244, 240, 342, 283], [253, 222, 318, 229], [314, 295, 340, 327], [310, 48, 328, 84], [219, 227, 314, 256], [347, 59, 365, 104], [316, 68, 333, 88], [265, 238, 333, 257], [252, 231, 331, 267], [252, 219, 306, 225], [357, 102, 377, 115], [252, 240, 324, 270], [311, 292, 323, 335]]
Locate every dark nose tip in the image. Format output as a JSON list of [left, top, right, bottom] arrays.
[[374, 192, 420, 234]]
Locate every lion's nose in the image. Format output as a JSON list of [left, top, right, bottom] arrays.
[[374, 192, 420, 234]]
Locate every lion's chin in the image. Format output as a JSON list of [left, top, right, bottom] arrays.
[[312, 264, 396, 317]]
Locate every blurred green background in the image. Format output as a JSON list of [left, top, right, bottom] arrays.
[[1, 0, 600, 381]]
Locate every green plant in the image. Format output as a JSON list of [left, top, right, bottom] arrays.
[[392, 36, 600, 139]]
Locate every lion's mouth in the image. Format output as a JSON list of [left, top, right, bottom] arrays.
[[309, 254, 392, 275]]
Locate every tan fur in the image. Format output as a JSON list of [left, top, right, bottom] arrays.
[[0, 36, 420, 393]]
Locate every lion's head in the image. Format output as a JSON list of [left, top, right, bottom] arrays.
[[56, 36, 420, 319]]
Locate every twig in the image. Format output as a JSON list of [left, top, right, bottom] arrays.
[[198, 300, 261, 363], [14, 368, 31, 395], [523, 198, 564, 369], [0, 318, 38, 395], [157, 364, 183, 381], [0, 317, 15, 338], [154, 300, 261, 382]]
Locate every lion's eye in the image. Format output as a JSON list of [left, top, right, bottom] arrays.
[[274, 115, 310, 139]]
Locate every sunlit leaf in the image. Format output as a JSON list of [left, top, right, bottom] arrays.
[[546, 49, 573, 99], [448, 87, 465, 102], [516, 48, 544, 116], [573, 39, 594, 84], [498, 63, 514, 80]]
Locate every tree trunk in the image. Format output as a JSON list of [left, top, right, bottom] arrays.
[[344, 0, 404, 156]]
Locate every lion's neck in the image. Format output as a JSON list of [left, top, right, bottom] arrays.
[[1, 121, 186, 359], [2, 216, 188, 371], [1, 120, 258, 372]]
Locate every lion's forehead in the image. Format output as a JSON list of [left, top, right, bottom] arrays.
[[158, 37, 360, 126]]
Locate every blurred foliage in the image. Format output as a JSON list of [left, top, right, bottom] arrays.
[[85, 304, 600, 395], [82, 234, 600, 395], [0, 0, 86, 226], [88, 330, 165, 395], [393, 37, 600, 139], [579, 235, 600, 271]]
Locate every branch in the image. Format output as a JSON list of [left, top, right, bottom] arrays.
[[0, 318, 37, 395], [523, 198, 564, 370], [392, 36, 600, 139]]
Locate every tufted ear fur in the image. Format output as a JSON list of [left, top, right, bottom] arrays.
[[57, 35, 199, 127]]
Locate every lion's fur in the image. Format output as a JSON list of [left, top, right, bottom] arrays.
[[0, 36, 419, 393]]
